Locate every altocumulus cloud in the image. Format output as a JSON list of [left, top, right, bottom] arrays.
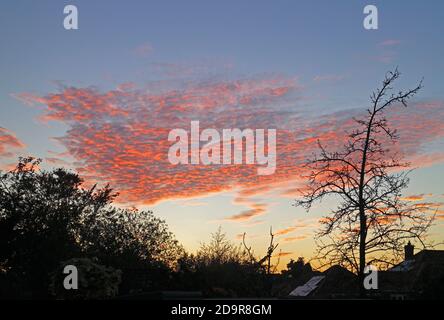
[[0, 127, 25, 158], [14, 75, 444, 223]]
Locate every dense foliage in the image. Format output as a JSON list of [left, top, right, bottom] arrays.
[[0, 157, 183, 298]]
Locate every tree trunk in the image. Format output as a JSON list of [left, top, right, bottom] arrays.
[[359, 208, 367, 297], [357, 109, 376, 297]]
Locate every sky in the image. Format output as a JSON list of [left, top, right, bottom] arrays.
[[1, 0, 444, 269]]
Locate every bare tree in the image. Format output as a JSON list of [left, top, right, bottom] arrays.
[[243, 227, 279, 274], [295, 69, 435, 291]]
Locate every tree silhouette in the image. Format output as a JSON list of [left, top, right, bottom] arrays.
[[0, 157, 113, 297], [242, 227, 279, 274], [177, 227, 267, 297], [0, 157, 182, 297], [282, 257, 312, 278], [295, 69, 435, 292]]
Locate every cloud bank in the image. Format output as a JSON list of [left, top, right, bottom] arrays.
[[15, 75, 444, 223]]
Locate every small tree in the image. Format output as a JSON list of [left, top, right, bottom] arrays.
[[296, 69, 434, 292], [197, 227, 246, 265], [242, 227, 279, 274], [188, 227, 266, 297]]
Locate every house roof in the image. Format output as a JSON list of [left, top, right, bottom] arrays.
[[288, 265, 359, 298], [378, 250, 444, 296], [389, 249, 444, 272], [390, 259, 414, 272], [289, 276, 325, 297], [287, 249, 444, 299]]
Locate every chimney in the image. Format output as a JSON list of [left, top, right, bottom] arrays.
[[404, 241, 414, 260]]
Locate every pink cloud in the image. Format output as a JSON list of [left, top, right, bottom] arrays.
[[0, 127, 25, 158], [379, 39, 402, 47], [274, 251, 292, 257], [401, 194, 433, 202], [282, 235, 307, 242], [275, 226, 298, 236], [313, 74, 345, 83], [14, 76, 444, 222], [225, 203, 268, 222]]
